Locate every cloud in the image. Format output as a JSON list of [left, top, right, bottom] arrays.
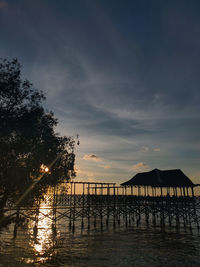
[[83, 154, 102, 162], [99, 164, 111, 169], [1, 0, 200, 183], [130, 162, 149, 171], [140, 146, 149, 152]]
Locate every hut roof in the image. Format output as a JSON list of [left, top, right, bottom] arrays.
[[121, 169, 195, 187]]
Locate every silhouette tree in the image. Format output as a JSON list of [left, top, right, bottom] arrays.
[[0, 58, 77, 215]]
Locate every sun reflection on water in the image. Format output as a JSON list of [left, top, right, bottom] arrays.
[[27, 195, 59, 263]]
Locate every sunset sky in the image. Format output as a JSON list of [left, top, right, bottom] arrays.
[[1, 0, 200, 184]]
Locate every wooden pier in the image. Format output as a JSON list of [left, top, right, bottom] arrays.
[[9, 181, 200, 235]]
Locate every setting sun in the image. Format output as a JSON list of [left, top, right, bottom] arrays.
[[40, 164, 49, 173]]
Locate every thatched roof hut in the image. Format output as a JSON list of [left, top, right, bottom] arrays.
[[121, 168, 195, 187]]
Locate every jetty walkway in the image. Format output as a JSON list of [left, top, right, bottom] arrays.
[[8, 181, 200, 233]]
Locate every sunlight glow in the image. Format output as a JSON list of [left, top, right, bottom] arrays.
[[40, 164, 49, 173], [28, 197, 58, 262]]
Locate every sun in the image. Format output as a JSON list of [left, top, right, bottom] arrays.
[[40, 164, 50, 173]]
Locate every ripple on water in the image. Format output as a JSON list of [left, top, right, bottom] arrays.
[[1, 222, 200, 266]]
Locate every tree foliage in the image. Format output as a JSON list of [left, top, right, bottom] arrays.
[[0, 58, 77, 210]]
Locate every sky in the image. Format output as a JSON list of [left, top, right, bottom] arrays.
[[1, 0, 200, 185]]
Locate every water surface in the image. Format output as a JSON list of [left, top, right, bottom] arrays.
[[1, 217, 200, 266]]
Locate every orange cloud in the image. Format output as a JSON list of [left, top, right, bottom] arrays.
[[154, 148, 160, 152], [99, 164, 111, 169], [130, 162, 148, 171]]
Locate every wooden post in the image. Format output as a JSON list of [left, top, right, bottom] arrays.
[[88, 183, 90, 230], [69, 182, 72, 230], [106, 184, 110, 226], [183, 187, 186, 197], [167, 187, 169, 196], [94, 183, 97, 227], [81, 183, 85, 228], [107, 184, 110, 195], [101, 184, 103, 228], [95, 183, 97, 195], [191, 187, 194, 198], [113, 184, 116, 228], [83, 183, 85, 195], [152, 187, 156, 226], [186, 186, 189, 197], [180, 187, 183, 197], [72, 183, 76, 232]]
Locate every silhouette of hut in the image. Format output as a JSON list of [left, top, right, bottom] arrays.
[[121, 168, 198, 197]]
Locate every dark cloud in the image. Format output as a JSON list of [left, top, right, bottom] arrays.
[[83, 154, 101, 161], [1, 0, 200, 181]]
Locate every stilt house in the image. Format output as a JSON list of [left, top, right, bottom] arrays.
[[121, 168, 198, 197]]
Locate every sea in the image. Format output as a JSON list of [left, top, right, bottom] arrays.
[[0, 212, 200, 267]]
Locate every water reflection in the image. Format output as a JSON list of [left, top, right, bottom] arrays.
[[27, 200, 58, 264], [1, 193, 200, 266], [1, 221, 200, 266]]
